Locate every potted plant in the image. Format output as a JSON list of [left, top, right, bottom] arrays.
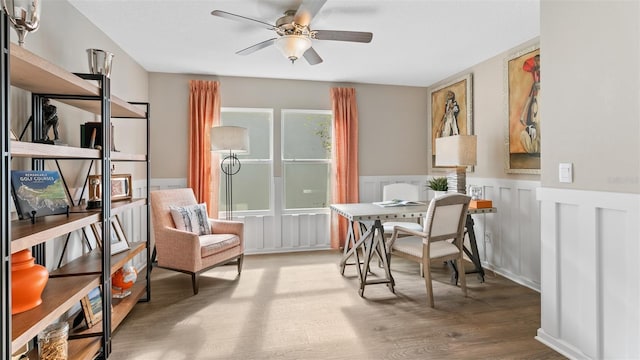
[[426, 177, 448, 197]]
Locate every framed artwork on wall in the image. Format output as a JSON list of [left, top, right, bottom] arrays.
[[429, 73, 473, 169], [505, 44, 540, 174]]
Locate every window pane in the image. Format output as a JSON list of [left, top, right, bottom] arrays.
[[284, 163, 331, 209], [220, 163, 271, 211], [221, 111, 271, 160], [282, 111, 332, 160]]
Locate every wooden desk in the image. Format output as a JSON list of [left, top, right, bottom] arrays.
[[331, 203, 497, 295], [331, 203, 429, 297]]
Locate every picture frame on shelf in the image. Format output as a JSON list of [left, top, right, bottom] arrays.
[[429, 73, 473, 170], [10, 170, 70, 221], [88, 173, 132, 203], [91, 216, 130, 255], [504, 44, 540, 174], [82, 225, 100, 250], [80, 286, 103, 328]]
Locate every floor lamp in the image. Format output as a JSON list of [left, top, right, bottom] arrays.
[[211, 126, 249, 220], [435, 135, 477, 194]]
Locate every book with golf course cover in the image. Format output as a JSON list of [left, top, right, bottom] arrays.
[[11, 170, 69, 220]]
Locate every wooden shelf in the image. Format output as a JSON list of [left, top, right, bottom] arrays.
[[11, 212, 101, 254], [72, 279, 147, 336], [49, 242, 147, 277], [9, 43, 146, 119], [23, 337, 101, 360], [111, 152, 147, 162], [112, 198, 147, 216], [10, 140, 146, 161], [112, 280, 147, 330], [10, 140, 100, 159], [12, 275, 100, 350]]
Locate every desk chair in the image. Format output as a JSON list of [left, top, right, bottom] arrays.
[[388, 193, 471, 307], [381, 183, 423, 234]]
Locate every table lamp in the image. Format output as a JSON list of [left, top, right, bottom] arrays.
[[435, 135, 477, 194], [211, 126, 249, 220]]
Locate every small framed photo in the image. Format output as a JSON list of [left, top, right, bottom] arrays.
[[80, 286, 103, 328], [91, 216, 130, 255], [88, 173, 132, 202]]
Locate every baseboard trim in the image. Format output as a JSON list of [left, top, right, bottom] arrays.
[[536, 328, 590, 360], [482, 262, 540, 292]]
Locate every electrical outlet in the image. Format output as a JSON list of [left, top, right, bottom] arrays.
[[484, 232, 492, 243]]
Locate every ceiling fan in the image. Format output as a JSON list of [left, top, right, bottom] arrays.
[[211, 0, 373, 65]]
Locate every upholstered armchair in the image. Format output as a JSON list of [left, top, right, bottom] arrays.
[[150, 188, 244, 295]]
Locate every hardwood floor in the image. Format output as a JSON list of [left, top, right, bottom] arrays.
[[109, 250, 564, 359]]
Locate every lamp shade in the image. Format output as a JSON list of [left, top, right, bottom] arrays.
[[435, 135, 477, 167], [275, 35, 311, 63], [211, 126, 249, 153]]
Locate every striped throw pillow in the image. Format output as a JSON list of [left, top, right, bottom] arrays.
[[169, 203, 211, 236]]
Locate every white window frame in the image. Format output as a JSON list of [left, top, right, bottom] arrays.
[[219, 107, 274, 217], [281, 109, 334, 214]]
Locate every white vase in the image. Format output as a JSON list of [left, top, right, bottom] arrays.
[[433, 190, 447, 198]]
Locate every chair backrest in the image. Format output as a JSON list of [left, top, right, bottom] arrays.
[[423, 193, 470, 244], [150, 188, 198, 237], [383, 183, 420, 201]]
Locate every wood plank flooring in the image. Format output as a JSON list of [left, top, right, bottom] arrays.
[[109, 250, 564, 359]]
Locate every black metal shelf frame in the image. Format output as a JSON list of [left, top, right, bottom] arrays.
[[0, 14, 151, 358]]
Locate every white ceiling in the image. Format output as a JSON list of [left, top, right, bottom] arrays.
[[68, 0, 540, 87]]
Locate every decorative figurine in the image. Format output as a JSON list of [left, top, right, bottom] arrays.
[[87, 177, 101, 210]]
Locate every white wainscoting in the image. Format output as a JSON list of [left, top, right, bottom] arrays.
[[149, 178, 331, 254], [149, 176, 543, 289], [361, 176, 542, 291], [536, 187, 640, 360]]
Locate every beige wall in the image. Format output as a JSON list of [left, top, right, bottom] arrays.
[[10, 0, 149, 185], [427, 38, 541, 181], [540, 0, 639, 193], [149, 73, 428, 179]]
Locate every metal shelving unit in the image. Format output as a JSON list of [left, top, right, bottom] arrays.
[[0, 12, 150, 359]]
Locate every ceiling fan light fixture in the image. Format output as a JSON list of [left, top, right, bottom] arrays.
[[275, 35, 311, 63]]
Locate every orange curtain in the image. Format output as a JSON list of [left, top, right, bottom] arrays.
[[330, 87, 360, 249], [188, 80, 221, 217]]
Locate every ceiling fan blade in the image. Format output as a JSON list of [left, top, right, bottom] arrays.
[[236, 38, 277, 55], [294, 0, 328, 26], [211, 10, 275, 30], [314, 30, 373, 43], [303, 47, 323, 65]]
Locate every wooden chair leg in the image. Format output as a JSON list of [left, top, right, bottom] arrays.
[[191, 273, 199, 295], [423, 258, 434, 308], [237, 254, 244, 275]]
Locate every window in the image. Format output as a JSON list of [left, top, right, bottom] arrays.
[[219, 108, 273, 212], [281, 110, 333, 210]]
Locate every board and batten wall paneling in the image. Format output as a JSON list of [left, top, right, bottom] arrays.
[[150, 177, 542, 290], [361, 176, 542, 290], [536, 187, 640, 360]]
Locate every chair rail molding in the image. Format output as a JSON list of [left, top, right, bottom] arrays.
[[536, 187, 640, 360]]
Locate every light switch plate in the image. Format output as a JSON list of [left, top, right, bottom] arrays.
[[559, 163, 573, 183]]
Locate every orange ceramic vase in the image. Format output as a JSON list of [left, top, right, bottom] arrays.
[[11, 249, 49, 314]]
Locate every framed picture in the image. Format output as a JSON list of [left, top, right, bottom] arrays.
[[10, 170, 70, 220], [429, 73, 473, 169], [88, 173, 132, 202], [91, 216, 130, 255], [505, 44, 540, 174], [80, 286, 103, 328]]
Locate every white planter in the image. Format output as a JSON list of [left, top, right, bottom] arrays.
[[433, 190, 447, 198]]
